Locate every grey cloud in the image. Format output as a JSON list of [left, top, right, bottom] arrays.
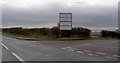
[[2, 2, 118, 30]]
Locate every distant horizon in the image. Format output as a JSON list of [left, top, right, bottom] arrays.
[[2, 0, 118, 31], [1, 26, 118, 32]]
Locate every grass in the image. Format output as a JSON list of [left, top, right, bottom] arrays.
[[59, 37, 83, 40], [2, 32, 117, 40], [29, 34, 82, 40], [3, 32, 60, 40], [90, 35, 116, 40], [0, 32, 2, 35], [29, 33, 60, 40], [2, 32, 83, 40]]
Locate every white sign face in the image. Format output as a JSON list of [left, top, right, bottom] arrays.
[[60, 14, 72, 18], [60, 18, 71, 21], [60, 22, 71, 25], [60, 25, 71, 30], [59, 13, 72, 30]]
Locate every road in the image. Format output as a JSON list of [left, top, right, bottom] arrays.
[[2, 46, 18, 61], [2, 36, 118, 62]]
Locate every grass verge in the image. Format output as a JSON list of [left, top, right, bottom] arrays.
[[2, 32, 117, 41]]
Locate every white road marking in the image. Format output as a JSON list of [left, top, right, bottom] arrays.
[[76, 51, 84, 54], [61, 48, 66, 50], [113, 55, 120, 58], [66, 47, 72, 49], [64, 47, 75, 51], [68, 49, 75, 51], [96, 52, 106, 55], [12, 52, 24, 62], [81, 43, 91, 45], [1, 43, 9, 50], [87, 51, 91, 52], [88, 53, 95, 56], [88, 53, 98, 56], [106, 56, 114, 59]]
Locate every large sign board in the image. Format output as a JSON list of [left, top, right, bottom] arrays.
[[59, 13, 72, 30]]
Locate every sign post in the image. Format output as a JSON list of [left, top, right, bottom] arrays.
[[59, 13, 72, 37]]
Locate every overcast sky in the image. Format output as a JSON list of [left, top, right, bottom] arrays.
[[2, 0, 119, 31]]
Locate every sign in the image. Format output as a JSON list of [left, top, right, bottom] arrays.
[[59, 13, 72, 30]]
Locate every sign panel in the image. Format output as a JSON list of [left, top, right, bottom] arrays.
[[60, 22, 71, 25], [60, 25, 72, 30], [60, 18, 71, 21], [59, 13, 72, 30], [60, 13, 72, 18]]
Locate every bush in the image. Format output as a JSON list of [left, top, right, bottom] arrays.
[[72, 27, 91, 38], [2, 27, 91, 39], [50, 26, 60, 37], [101, 30, 120, 39]]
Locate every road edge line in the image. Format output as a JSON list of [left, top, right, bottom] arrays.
[[12, 52, 24, 62], [1, 43, 9, 50]]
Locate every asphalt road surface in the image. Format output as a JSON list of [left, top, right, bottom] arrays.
[[2, 36, 118, 62], [2, 46, 18, 61]]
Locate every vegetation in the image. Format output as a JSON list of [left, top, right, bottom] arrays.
[[2, 26, 91, 40], [101, 30, 120, 39], [90, 36, 116, 40], [2, 27, 119, 40]]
